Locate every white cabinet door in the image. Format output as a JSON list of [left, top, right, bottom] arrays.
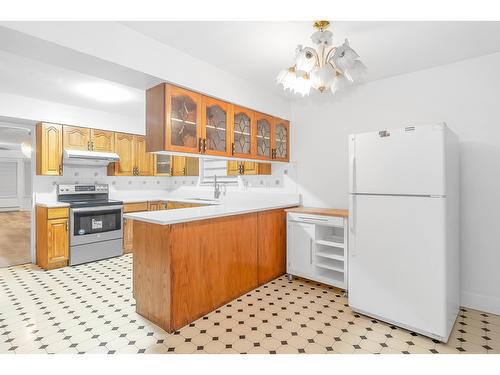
[[287, 221, 315, 277]]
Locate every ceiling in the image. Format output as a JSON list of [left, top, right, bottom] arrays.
[[122, 21, 500, 97], [0, 50, 145, 117]]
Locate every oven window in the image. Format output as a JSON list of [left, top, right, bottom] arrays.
[[73, 209, 121, 236]]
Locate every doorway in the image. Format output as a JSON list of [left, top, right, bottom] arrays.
[[0, 124, 33, 267]]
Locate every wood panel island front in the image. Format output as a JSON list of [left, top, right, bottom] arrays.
[[127, 205, 295, 332]]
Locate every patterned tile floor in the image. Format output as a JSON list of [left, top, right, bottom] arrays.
[[1, 254, 499, 354]]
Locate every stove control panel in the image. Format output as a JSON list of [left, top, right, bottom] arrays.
[[57, 184, 109, 195]]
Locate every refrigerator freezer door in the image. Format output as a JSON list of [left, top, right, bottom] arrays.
[[350, 124, 446, 196], [348, 194, 448, 340]]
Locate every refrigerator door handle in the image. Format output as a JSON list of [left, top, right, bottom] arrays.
[[349, 195, 355, 233], [349, 194, 355, 257], [349, 136, 356, 193], [349, 155, 356, 193]]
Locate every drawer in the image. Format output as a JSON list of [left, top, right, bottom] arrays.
[[47, 207, 69, 219], [287, 212, 344, 227], [124, 202, 148, 213]]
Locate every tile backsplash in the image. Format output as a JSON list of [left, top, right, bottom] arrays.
[[33, 162, 298, 195]]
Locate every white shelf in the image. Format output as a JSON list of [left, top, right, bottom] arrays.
[[316, 238, 345, 248], [315, 251, 344, 261], [171, 118, 197, 125], [315, 262, 344, 273]]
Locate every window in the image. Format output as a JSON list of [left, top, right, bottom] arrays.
[[200, 158, 238, 185], [0, 161, 17, 198]]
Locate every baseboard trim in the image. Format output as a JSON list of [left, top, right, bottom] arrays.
[[461, 291, 500, 315]]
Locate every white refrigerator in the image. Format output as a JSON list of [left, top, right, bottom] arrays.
[[348, 123, 459, 342]]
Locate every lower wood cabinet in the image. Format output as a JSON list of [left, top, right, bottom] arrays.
[[123, 201, 204, 253], [123, 202, 148, 253], [148, 201, 168, 211], [36, 206, 69, 270], [166, 201, 204, 209], [133, 208, 290, 332], [257, 209, 287, 284]]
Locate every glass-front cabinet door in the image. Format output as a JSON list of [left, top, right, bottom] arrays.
[[201, 96, 231, 156], [153, 154, 172, 176], [273, 118, 290, 161], [231, 106, 254, 158], [255, 113, 273, 160], [166, 85, 202, 153]]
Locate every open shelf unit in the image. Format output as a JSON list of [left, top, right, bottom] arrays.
[[286, 212, 348, 291]]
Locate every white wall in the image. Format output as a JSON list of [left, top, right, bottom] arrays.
[[290, 52, 500, 315]]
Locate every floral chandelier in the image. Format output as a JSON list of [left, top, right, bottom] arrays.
[[277, 20, 366, 96]]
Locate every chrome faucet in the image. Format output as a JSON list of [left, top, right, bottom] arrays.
[[214, 175, 221, 199]]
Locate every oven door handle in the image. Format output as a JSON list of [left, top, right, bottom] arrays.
[[71, 205, 123, 213]]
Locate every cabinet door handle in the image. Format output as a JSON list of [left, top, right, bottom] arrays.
[[91, 141, 95, 151], [183, 167, 186, 176], [309, 238, 313, 264], [58, 165, 63, 175], [65, 221, 69, 231], [231, 142, 235, 155], [203, 138, 207, 153], [198, 137, 203, 153]]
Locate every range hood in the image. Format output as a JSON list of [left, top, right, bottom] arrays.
[[63, 149, 120, 167]]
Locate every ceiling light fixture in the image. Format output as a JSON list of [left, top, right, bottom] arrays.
[[74, 82, 135, 103], [277, 20, 366, 97]]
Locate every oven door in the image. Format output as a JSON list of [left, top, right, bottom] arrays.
[[70, 206, 123, 246]]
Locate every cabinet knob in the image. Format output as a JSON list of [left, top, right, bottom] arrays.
[[58, 165, 63, 175]]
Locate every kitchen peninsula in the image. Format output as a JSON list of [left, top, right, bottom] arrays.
[[124, 197, 299, 332]]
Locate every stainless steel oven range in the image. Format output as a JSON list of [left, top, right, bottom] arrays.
[[57, 184, 123, 266]]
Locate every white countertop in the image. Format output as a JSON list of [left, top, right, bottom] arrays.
[[35, 200, 70, 208], [34, 193, 217, 208], [124, 198, 300, 225]]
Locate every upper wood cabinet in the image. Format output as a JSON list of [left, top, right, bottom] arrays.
[[91, 129, 115, 152], [167, 86, 202, 153], [36, 123, 63, 176], [63, 126, 91, 151], [111, 133, 135, 176], [146, 83, 290, 162], [135, 136, 154, 176], [201, 96, 231, 157], [171, 156, 199, 176], [63, 126, 115, 152], [272, 118, 290, 162], [109, 134, 153, 176], [231, 106, 255, 158], [147, 83, 202, 153], [227, 161, 271, 176], [254, 112, 273, 160]]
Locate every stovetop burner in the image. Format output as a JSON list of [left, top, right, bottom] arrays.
[[57, 184, 123, 208]]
